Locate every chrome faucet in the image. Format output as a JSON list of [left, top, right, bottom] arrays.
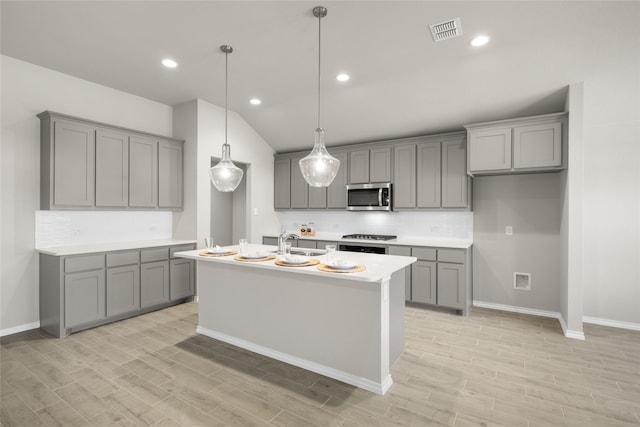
[[278, 231, 299, 255]]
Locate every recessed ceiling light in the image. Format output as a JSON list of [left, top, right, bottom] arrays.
[[469, 35, 490, 47], [249, 98, 262, 105], [336, 73, 350, 82], [162, 58, 178, 68]]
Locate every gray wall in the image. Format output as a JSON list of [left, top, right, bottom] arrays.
[[473, 173, 562, 312]]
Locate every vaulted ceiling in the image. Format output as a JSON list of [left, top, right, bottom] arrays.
[[2, 1, 637, 152]]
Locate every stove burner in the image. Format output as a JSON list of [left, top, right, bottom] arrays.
[[341, 234, 397, 241]]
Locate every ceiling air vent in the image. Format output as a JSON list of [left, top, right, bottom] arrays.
[[429, 18, 463, 42]]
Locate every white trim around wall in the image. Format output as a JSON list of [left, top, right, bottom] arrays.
[[472, 300, 585, 340], [583, 316, 640, 331], [0, 321, 40, 337]]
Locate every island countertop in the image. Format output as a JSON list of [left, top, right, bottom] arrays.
[[175, 245, 416, 283]]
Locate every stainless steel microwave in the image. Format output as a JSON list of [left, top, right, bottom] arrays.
[[346, 183, 392, 211]]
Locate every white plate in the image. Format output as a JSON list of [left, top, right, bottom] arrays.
[[241, 252, 268, 259], [327, 260, 357, 270], [280, 255, 310, 265], [206, 246, 229, 254]]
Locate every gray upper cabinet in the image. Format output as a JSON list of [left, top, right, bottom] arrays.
[[96, 129, 129, 207], [158, 140, 183, 209], [39, 111, 183, 211], [393, 143, 416, 209], [274, 157, 291, 209], [327, 151, 348, 209], [129, 136, 158, 208], [349, 149, 369, 184], [308, 186, 327, 209], [275, 132, 468, 212], [39, 114, 96, 209], [467, 127, 512, 172], [513, 121, 562, 169], [370, 147, 392, 183], [349, 147, 391, 184], [417, 142, 441, 208], [393, 133, 469, 211], [290, 155, 308, 209], [466, 112, 567, 175], [441, 136, 469, 208]]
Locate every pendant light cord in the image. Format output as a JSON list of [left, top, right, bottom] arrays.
[[317, 11, 322, 130], [225, 48, 229, 145]]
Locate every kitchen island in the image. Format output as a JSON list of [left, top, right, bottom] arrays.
[[175, 245, 416, 395]]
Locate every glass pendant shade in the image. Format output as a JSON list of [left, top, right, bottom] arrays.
[[299, 128, 340, 187], [209, 143, 243, 192]]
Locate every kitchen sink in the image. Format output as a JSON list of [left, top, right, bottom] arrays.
[[270, 248, 326, 256]]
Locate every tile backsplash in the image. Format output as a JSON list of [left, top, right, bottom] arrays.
[[277, 211, 473, 240], [35, 211, 172, 248]]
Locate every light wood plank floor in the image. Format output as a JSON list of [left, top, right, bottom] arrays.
[[2, 302, 639, 426]]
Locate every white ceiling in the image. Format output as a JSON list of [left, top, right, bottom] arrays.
[[1, 1, 637, 152]]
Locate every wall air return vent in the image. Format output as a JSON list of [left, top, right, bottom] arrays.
[[514, 272, 531, 291], [429, 18, 463, 42]]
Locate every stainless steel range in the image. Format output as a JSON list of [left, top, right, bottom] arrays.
[[339, 234, 397, 254]]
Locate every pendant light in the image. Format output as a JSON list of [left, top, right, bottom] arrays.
[[209, 45, 244, 192], [299, 6, 340, 187]]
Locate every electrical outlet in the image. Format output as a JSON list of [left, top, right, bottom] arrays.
[[505, 226, 513, 235]]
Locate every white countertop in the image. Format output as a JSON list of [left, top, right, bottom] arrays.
[[176, 245, 416, 283], [36, 239, 197, 256], [265, 232, 473, 249]]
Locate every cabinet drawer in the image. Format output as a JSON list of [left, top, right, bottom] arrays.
[[411, 247, 436, 261], [141, 248, 169, 263], [170, 245, 195, 258], [438, 249, 465, 264], [107, 251, 139, 267], [297, 240, 317, 249], [65, 254, 105, 273]]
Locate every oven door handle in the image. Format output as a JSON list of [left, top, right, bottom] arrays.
[[378, 188, 383, 207]]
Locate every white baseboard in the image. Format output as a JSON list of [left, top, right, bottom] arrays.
[[583, 316, 640, 331], [472, 300, 585, 340], [196, 325, 392, 395], [0, 321, 40, 337]]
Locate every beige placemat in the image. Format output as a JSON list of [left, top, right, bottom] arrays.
[[200, 250, 237, 257], [234, 254, 276, 262], [317, 264, 366, 273], [274, 258, 320, 267]]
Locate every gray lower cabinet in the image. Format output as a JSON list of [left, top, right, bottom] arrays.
[[65, 269, 106, 328], [388, 245, 411, 300], [437, 262, 464, 309], [170, 258, 195, 300], [297, 240, 317, 249], [141, 261, 170, 308], [397, 245, 471, 315], [39, 243, 195, 337], [106, 265, 140, 317], [263, 236, 278, 246], [411, 261, 437, 304]]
